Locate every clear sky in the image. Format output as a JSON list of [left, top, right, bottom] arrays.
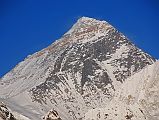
[[0, 0, 159, 77]]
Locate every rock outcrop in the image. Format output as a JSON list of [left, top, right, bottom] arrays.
[[43, 109, 62, 120], [0, 102, 16, 120]]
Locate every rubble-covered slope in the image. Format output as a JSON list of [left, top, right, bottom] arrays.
[[0, 17, 156, 120]]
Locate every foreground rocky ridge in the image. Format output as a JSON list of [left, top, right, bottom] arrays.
[[0, 17, 157, 120], [0, 102, 16, 120], [0, 102, 31, 120]]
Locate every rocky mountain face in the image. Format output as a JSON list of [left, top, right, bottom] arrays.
[[0, 17, 157, 120], [42, 109, 62, 120], [0, 102, 16, 120]]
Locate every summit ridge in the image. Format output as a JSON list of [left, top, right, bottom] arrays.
[[64, 16, 112, 37]]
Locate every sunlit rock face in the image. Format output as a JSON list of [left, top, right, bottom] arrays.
[[0, 17, 157, 120]]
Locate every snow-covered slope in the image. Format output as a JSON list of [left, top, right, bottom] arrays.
[[0, 17, 157, 120], [84, 61, 159, 120]]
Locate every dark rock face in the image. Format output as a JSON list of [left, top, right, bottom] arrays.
[[30, 28, 155, 98]]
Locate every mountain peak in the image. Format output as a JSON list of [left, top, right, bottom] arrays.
[[77, 16, 102, 23], [64, 17, 111, 36], [0, 17, 157, 120]]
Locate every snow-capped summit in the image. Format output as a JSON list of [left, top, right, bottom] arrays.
[[64, 16, 111, 35], [0, 17, 158, 120]]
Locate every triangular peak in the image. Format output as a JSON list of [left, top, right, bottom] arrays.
[[64, 16, 112, 35]]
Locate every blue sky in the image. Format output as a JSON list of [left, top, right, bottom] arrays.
[[0, 0, 159, 77]]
